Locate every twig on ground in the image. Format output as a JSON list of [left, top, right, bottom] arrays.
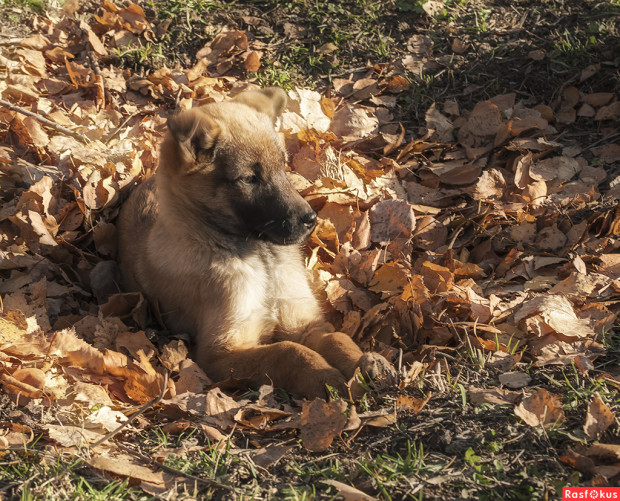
[[101, 111, 147, 144], [0, 98, 89, 143], [91, 370, 170, 448], [583, 132, 620, 152], [86, 51, 106, 109]]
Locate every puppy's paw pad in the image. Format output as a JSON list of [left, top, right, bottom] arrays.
[[357, 353, 397, 385]]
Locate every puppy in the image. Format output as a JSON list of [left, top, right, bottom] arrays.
[[117, 87, 395, 398]]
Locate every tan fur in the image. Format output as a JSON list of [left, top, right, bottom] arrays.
[[118, 87, 394, 398]]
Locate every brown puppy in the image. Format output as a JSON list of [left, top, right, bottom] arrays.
[[117, 87, 394, 398]]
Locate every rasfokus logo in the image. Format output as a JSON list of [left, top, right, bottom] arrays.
[[563, 488, 620, 500]]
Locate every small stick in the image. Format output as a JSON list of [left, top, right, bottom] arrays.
[[91, 370, 169, 448], [86, 52, 106, 109], [0, 98, 89, 143], [102, 111, 142, 144]]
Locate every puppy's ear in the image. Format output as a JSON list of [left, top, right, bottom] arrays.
[[232, 87, 287, 123], [167, 109, 220, 168]]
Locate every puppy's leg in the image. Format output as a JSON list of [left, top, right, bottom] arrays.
[[203, 341, 347, 399], [298, 325, 397, 383]]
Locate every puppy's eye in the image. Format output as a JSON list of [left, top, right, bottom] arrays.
[[239, 175, 259, 186]]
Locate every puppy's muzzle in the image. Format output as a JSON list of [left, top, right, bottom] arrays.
[[301, 211, 317, 231]]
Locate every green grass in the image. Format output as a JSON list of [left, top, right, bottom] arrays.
[[115, 42, 165, 67], [0, 0, 46, 13], [0, 450, 146, 501]]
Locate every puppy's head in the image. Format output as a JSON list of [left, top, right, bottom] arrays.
[[159, 87, 317, 246]]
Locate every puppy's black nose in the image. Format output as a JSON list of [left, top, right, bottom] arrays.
[[301, 211, 317, 228]]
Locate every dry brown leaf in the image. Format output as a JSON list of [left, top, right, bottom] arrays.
[[72, 382, 114, 407], [586, 444, 620, 463], [235, 404, 293, 430], [283, 88, 332, 133], [595, 102, 620, 121], [45, 425, 105, 447], [560, 449, 595, 474], [244, 50, 262, 72], [536, 224, 567, 251], [251, 445, 294, 468], [300, 399, 347, 452], [499, 371, 531, 389], [420, 261, 454, 294], [528, 49, 545, 61], [359, 409, 397, 427], [369, 199, 415, 245], [529, 156, 580, 185], [412, 215, 447, 251], [486, 351, 520, 372], [330, 105, 379, 140], [521, 180, 547, 206], [515, 295, 595, 341], [115, 330, 156, 362], [0, 422, 34, 450], [592, 144, 620, 164], [163, 388, 240, 425], [425, 103, 454, 143], [582, 93, 614, 107], [368, 262, 411, 297], [467, 101, 502, 136], [451, 38, 468, 54], [396, 394, 431, 414], [514, 388, 565, 428], [386, 75, 410, 94], [88, 455, 165, 485], [175, 359, 212, 394], [472, 169, 506, 200], [584, 394, 615, 440], [468, 388, 520, 406], [160, 340, 189, 372]]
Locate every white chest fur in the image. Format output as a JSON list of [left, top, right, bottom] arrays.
[[210, 253, 279, 348]]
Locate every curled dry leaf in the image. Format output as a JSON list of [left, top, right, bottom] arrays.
[[467, 100, 503, 137], [369, 199, 415, 245], [282, 88, 331, 133], [584, 394, 615, 440], [514, 295, 595, 341], [162, 388, 240, 428], [468, 388, 520, 406], [560, 449, 595, 474], [88, 455, 165, 485], [322, 479, 378, 501], [586, 443, 620, 461], [536, 224, 567, 252], [472, 168, 506, 200], [300, 399, 348, 452], [175, 359, 212, 394], [514, 388, 565, 428], [412, 215, 447, 251], [251, 445, 294, 468], [0, 422, 34, 450], [396, 394, 431, 414], [529, 156, 581, 185], [85, 406, 129, 433], [45, 425, 105, 447], [330, 105, 379, 141], [425, 103, 454, 143], [369, 262, 411, 297], [499, 371, 532, 389]]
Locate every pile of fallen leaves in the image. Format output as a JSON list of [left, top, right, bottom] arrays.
[[0, 1, 619, 493]]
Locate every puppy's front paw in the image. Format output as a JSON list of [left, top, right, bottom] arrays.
[[294, 368, 347, 400], [357, 353, 398, 386]]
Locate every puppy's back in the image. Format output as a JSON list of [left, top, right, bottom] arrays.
[[117, 177, 158, 292]]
